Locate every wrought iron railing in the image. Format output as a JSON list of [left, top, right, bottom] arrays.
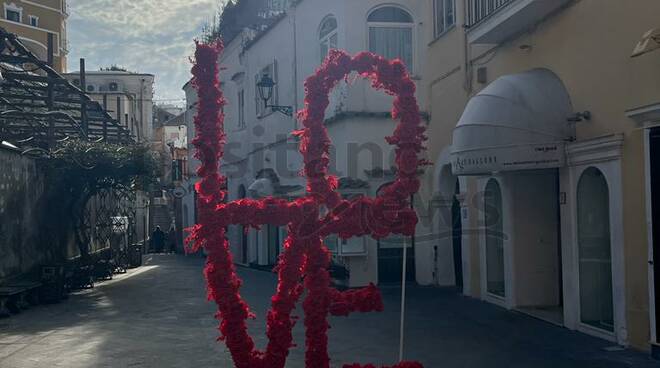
[[465, 0, 515, 28]]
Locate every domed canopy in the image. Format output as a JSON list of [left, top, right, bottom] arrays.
[[451, 69, 574, 175]]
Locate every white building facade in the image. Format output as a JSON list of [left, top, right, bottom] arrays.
[[64, 71, 155, 143], [184, 0, 433, 287]]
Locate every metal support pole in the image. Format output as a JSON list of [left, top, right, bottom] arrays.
[[46, 79, 54, 150], [116, 96, 122, 126], [79, 58, 88, 138], [47, 33, 54, 67], [399, 194, 415, 362], [399, 236, 408, 362], [102, 94, 108, 140]]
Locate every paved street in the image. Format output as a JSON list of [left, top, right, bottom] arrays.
[[0, 254, 658, 368]]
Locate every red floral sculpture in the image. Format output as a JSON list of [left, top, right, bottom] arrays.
[[189, 40, 426, 368]]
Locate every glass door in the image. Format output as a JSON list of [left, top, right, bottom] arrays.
[[577, 168, 614, 332], [485, 179, 505, 297]]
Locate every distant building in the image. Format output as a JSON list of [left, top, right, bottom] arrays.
[[0, 0, 69, 72], [181, 80, 199, 239], [155, 113, 187, 185], [153, 104, 184, 128], [151, 111, 188, 252], [63, 71, 155, 143]]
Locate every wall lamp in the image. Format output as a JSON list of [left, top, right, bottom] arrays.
[[256, 74, 293, 117]]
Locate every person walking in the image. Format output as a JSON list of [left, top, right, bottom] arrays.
[[152, 226, 165, 253], [166, 225, 177, 254]]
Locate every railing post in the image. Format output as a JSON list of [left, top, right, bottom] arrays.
[[466, 0, 513, 27]]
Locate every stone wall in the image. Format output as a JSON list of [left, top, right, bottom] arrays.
[[0, 147, 53, 279]]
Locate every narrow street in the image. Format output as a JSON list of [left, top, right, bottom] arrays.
[[0, 255, 656, 368]]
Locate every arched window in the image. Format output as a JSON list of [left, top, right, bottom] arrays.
[[484, 179, 504, 297], [319, 16, 338, 63], [577, 167, 613, 332], [367, 6, 414, 70]]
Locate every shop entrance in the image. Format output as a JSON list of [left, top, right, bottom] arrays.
[[577, 167, 613, 332], [452, 180, 463, 292], [649, 128, 660, 339], [267, 224, 280, 266], [377, 183, 416, 284], [510, 170, 563, 325]]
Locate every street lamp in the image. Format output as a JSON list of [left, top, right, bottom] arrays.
[[256, 74, 293, 117]]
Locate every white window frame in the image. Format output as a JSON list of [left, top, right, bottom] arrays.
[[367, 6, 415, 73], [319, 16, 338, 63], [28, 15, 38, 27], [4, 2, 23, 23], [433, 0, 456, 38]]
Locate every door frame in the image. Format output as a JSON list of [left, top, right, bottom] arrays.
[[564, 134, 626, 345], [477, 175, 512, 309]]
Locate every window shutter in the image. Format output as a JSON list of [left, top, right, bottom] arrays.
[[255, 73, 260, 116], [273, 59, 279, 105]]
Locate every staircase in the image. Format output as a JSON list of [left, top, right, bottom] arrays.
[[151, 205, 172, 232]]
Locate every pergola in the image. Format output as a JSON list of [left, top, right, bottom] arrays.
[[0, 27, 134, 154]]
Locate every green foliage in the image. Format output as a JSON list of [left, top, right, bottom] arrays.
[[100, 65, 132, 72], [44, 140, 158, 193], [38, 140, 159, 258]]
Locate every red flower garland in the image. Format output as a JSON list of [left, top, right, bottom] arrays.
[[190, 41, 426, 368]]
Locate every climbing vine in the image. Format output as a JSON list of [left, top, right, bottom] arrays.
[[39, 140, 158, 259]]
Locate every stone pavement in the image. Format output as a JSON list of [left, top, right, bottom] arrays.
[[0, 254, 658, 368]]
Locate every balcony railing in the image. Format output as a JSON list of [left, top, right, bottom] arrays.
[[466, 0, 515, 28]]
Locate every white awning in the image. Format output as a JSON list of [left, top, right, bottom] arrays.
[[451, 69, 574, 175]]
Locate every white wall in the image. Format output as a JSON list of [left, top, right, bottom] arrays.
[[182, 81, 199, 237], [212, 0, 430, 285]]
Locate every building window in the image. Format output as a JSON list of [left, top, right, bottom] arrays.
[[4, 3, 22, 23], [434, 0, 455, 37], [367, 6, 414, 71], [319, 16, 338, 63], [28, 15, 38, 27], [238, 89, 245, 129], [267, 0, 286, 11], [255, 61, 278, 118]]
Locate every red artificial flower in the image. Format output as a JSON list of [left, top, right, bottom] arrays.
[[191, 44, 425, 368]]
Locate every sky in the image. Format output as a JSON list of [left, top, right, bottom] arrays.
[[68, 0, 224, 106]]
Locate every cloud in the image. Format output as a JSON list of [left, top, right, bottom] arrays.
[[68, 0, 223, 104]]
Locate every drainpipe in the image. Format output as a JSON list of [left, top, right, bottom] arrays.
[[461, 2, 472, 94], [292, 6, 299, 131]]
